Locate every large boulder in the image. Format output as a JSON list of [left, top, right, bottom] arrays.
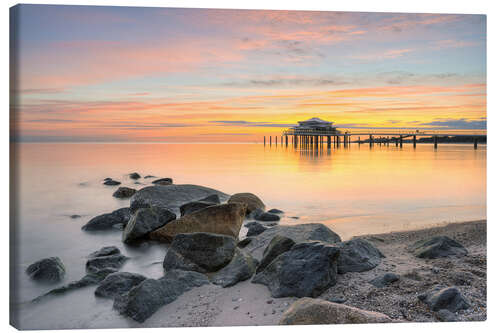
[[279, 298, 392, 325], [130, 184, 228, 214], [163, 232, 237, 273], [179, 201, 215, 216], [228, 192, 265, 215], [253, 241, 340, 298], [409, 236, 468, 259], [95, 272, 147, 298], [113, 269, 209, 323], [244, 224, 342, 260], [122, 206, 176, 244], [211, 249, 258, 288], [418, 286, 470, 312], [113, 187, 137, 199], [257, 235, 296, 273], [26, 257, 65, 283], [82, 207, 131, 231], [150, 203, 245, 241], [337, 238, 385, 274]]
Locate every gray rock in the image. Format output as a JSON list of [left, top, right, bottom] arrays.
[[369, 273, 400, 288], [257, 235, 296, 273], [130, 184, 228, 214], [82, 207, 131, 231], [253, 241, 340, 298], [409, 236, 468, 259], [122, 207, 176, 243], [436, 309, 459, 322], [179, 201, 215, 216], [337, 238, 385, 274], [144, 175, 155, 179], [89, 246, 121, 258], [70, 214, 81, 219], [245, 223, 342, 260], [228, 192, 265, 215], [113, 269, 209, 323], [86, 254, 128, 273], [163, 232, 237, 273], [103, 179, 121, 186], [129, 172, 141, 180], [113, 187, 137, 199], [26, 257, 65, 283], [255, 211, 280, 222], [268, 208, 284, 214], [95, 272, 147, 298], [152, 177, 173, 185], [418, 286, 470, 312], [246, 222, 267, 237], [211, 249, 258, 287]]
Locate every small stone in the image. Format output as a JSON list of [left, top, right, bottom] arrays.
[[103, 179, 121, 186], [129, 172, 141, 180]]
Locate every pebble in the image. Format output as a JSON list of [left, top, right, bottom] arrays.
[[266, 300, 273, 304], [233, 306, 239, 310]]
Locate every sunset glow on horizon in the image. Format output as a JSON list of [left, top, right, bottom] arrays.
[[10, 5, 486, 142]]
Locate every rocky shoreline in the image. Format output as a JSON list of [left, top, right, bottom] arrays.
[[25, 173, 487, 327]]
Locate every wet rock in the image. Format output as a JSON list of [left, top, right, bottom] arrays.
[[211, 249, 258, 287], [82, 207, 131, 231], [26, 257, 65, 283], [150, 203, 245, 241], [369, 273, 400, 288], [254, 209, 280, 222], [95, 272, 147, 298], [418, 286, 470, 312], [89, 246, 121, 258], [409, 236, 468, 259], [256, 235, 295, 273], [112, 187, 137, 199], [163, 232, 237, 273], [228, 192, 265, 215], [337, 238, 385, 274], [244, 223, 342, 260], [246, 222, 267, 237], [237, 237, 254, 248], [103, 177, 112, 181], [268, 208, 284, 214], [122, 206, 176, 244], [103, 179, 121, 186], [86, 254, 128, 273], [144, 175, 155, 179], [253, 241, 340, 298], [436, 309, 459, 322], [179, 201, 215, 216], [113, 269, 209, 323], [152, 177, 173, 185], [70, 214, 81, 219], [129, 172, 141, 180], [279, 298, 392, 325], [130, 184, 228, 214]]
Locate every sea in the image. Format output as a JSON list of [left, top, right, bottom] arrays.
[[10, 142, 486, 329]]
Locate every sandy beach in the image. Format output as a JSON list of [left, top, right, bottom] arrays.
[[102, 219, 486, 328]]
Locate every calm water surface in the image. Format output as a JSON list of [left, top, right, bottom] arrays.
[[11, 142, 486, 329]]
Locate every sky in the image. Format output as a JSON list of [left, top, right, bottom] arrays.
[[10, 5, 486, 142]]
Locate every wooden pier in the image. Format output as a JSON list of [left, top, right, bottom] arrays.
[[265, 128, 486, 150]]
